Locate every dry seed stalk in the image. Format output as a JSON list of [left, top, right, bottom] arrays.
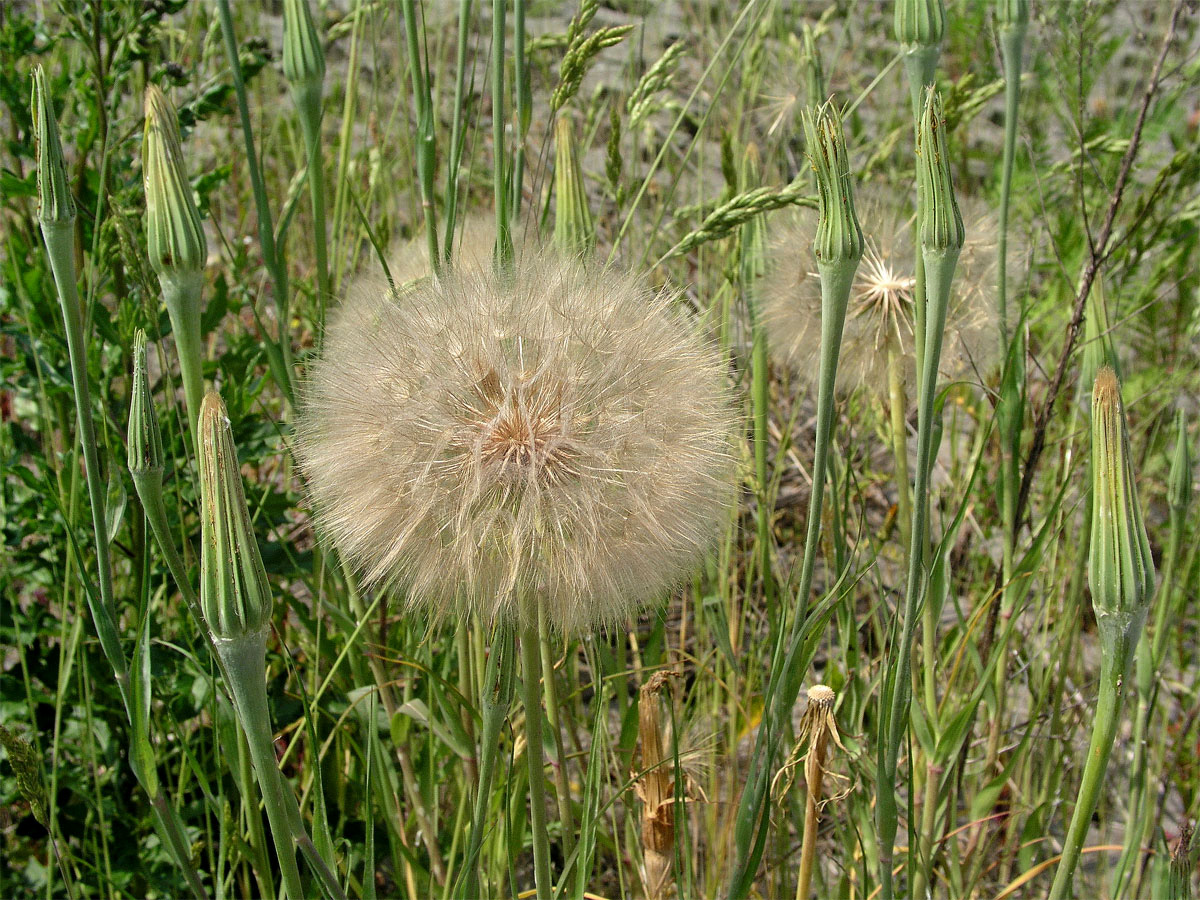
[[636, 671, 680, 900]]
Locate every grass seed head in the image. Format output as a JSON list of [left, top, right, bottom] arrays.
[[763, 187, 1002, 395], [296, 247, 737, 634]]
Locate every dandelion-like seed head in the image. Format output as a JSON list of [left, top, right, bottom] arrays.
[[763, 186, 1010, 395], [296, 245, 737, 634]]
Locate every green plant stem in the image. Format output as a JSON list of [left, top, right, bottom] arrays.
[[296, 101, 331, 330], [491, 0, 512, 266], [878, 245, 957, 900], [214, 632, 307, 900], [886, 345, 912, 555], [520, 619, 553, 900], [727, 260, 853, 898], [215, 0, 294, 402], [537, 600, 575, 859], [1116, 512, 1183, 896], [996, 25, 1024, 348], [1048, 639, 1131, 900], [510, 0, 529, 218], [160, 273, 205, 447], [460, 623, 515, 900], [751, 320, 774, 612], [443, 0, 473, 262], [401, 0, 439, 274], [40, 221, 124, 688], [902, 47, 938, 393]]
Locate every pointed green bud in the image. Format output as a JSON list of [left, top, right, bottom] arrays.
[[199, 392, 272, 640], [915, 87, 963, 255], [1168, 409, 1191, 516], [283, 0, 325, 107], [996, 0, 1029, 31], [552, 116, 595, 258], [895, 0, 945, 49], [799, 24, 825, 111], [31, 66, 75, 226], [144, 85, 207, 279], [1082, 276, 1119, 393], [127, 330, 164, 485], [802, 102, 863, 269], [1088, 367, 1155, 654]]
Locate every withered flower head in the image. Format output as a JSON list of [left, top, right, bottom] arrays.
[[296, 247, 737, 633]]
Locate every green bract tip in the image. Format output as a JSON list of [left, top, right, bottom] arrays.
[[31, 66, 76, 226], [996, 0, 1030, 31], [915, 87, 964, 254], [552, 116, 596, 258], [144, 85, 207, 278], [801, 102, 863, 268], [1088, 367, 1155, 647], [127, 330, 164, 482], [1168, 409, 1191, 516], [283, 0, 325, 92], [894, 0, 946, 49], [199, 392, 272, 640]]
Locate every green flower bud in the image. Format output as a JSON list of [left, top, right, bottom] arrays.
[[1088, 367, 1155, 653], [895, 0, 945, 50], [199, 392, 272, 640], [143, 84, 207, 279], [915, 87, 964, 255], [1168, 409, 1191, 516], [802, 102, 863, 269], [127, 330, 164, 486], [283, 0, 325, 105], [996, 0, 1030, 31], [552, 116, 595, 258], [31, 66, 75, 226]]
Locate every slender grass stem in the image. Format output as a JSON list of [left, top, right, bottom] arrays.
[[460, 623, 515, 900], [443, 0, 474, 262], [520, 619, 553, 900], [401, 0, 440, 273], [215, 0, 294, 402], [491, 0, 512, 267], [537, 601, 575, 858]]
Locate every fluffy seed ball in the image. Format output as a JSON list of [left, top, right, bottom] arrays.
[[296, 246, 737, 634], [763, 186, 1010, 395]]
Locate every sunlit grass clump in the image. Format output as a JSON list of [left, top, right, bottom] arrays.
[[296, 247, 737, 632]]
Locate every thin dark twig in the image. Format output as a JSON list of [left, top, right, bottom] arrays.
[[1014, 0, 1185, 531]]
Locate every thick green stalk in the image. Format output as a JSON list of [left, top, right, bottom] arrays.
[[160, 274, 205, 447], [879, 245, 958, 900], [1047, 642, 1129, 900], [996, 25, 1023, 346], [520, 620, 553, 900], [215, 633, 307, 900], [297, 110, 331, 322]]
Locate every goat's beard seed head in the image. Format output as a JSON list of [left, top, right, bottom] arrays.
[[296, 244, 737, 634], [762, 186, 1014, 396]]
